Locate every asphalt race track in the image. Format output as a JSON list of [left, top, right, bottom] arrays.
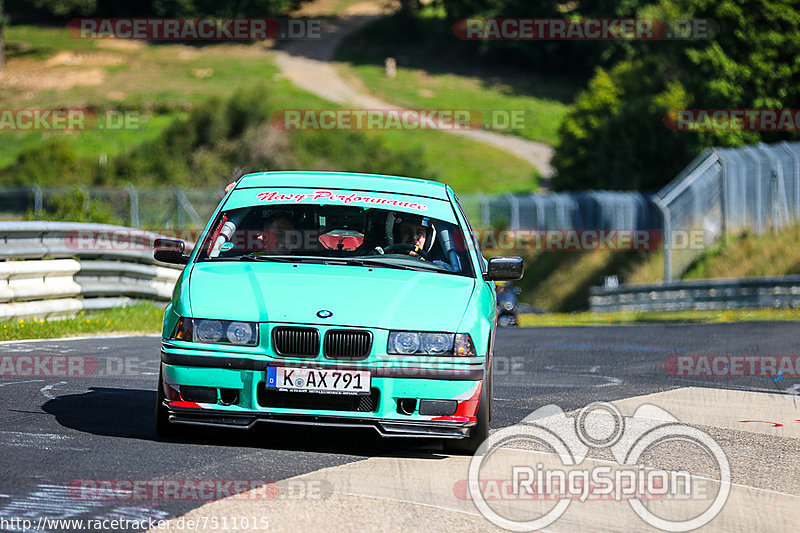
[[1, 322, 799, 532]]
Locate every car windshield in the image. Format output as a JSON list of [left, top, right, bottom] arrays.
[[196, 204, 475, 277]]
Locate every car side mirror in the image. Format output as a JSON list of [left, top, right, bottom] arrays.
[[485, 256, 523, 281], [154, 238, 189, 265]]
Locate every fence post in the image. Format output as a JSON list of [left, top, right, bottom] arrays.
[[31, 184, 43, 216], [756, 143, 789, 232], [506, 193, 520, 230], [176, 189, 203, 229], [175, 188, 184, 229], [654, 196, 671, 281], [126, 184, 139, 229], [780, 141, 800, 223], [743, 146, 764, 234], [478, 192, 490, 228], [713, 149, 729, 244]]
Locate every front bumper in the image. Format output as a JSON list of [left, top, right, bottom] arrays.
[[160, 350, 484, 439], [165, 409, 472, 438]]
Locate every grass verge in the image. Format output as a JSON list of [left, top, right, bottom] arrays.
[[0, 302, 163, 341], [519, 308, 800, 327]]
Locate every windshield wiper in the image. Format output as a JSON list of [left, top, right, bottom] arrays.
[[342, 258, 443, 272], [239, 254, 347, 265], [237, 254, 443, 272]]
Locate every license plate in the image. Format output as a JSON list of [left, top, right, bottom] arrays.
[[266, 367, 371, 395]]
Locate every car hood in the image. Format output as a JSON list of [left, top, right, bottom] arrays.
[[187, 261, 476, 330]]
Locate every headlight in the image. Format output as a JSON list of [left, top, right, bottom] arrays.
[[172, 318, 258, 346], [387, 331, 476, 356], [502, 301, 514, 311], [390, 331, 422, 354]]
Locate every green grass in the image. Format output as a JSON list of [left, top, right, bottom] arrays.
[[519, 308, 800, 327], [335, 11, 575, 146], [508, 249, 650, 313], [5, 25, 101, 58], [625, 225, 800, 284], [1, 25, 539, 195], [0, 114, 181, 168], [0, 302, 163, 341], [375, 130, 538, 193], [513, 223, 800, 313], [336, 63, 570, 146]]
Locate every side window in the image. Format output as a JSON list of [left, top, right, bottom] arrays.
[[453, 195, 487, 273]]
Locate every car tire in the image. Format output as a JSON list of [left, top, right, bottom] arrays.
[[445, 374, 490, 455], [155, 365, 178, 438]]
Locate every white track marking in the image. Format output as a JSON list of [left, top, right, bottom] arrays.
[[0, 431, 86, 451], [542, 365, 623, 387], [40, 381, 67, 400], [674, 376, 800, 395], [0, 379, 45, 387]]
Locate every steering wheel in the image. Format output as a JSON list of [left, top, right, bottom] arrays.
[[379, 243, 429, 260]]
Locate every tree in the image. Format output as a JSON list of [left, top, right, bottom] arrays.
[[0, 0, 5, 74], [552, 0, 800, 191]]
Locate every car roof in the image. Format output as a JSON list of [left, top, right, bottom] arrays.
[[235, 171, 452, 201]]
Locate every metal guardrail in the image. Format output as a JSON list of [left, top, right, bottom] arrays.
[[590, 276, 800, 313], [0, 222, 187, 320]]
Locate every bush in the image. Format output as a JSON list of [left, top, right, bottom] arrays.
[[1, 86, 433, 189], [27, 186, 120, 223], [552, 0, 800, 191], [9, 138, 96, 187]]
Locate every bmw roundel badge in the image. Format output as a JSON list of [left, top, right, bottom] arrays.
[[317, 309, 333, 319]]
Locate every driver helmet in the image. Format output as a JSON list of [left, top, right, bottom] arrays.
[[393, 213, 436, 253]]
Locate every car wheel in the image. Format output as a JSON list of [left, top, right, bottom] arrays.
[[445, 376, 490, 455], [155, 365, 178, 438], [498, 315, 513, 328]]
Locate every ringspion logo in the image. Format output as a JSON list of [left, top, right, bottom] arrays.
[[468, 402, 730, 531]]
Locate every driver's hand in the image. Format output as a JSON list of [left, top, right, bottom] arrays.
[[409, 246, 425, 259]]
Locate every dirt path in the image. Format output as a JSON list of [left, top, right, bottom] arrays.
[[273, 2, 555, 183]]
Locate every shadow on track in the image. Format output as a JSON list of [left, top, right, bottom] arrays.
[[41, 387, 450, 459]]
